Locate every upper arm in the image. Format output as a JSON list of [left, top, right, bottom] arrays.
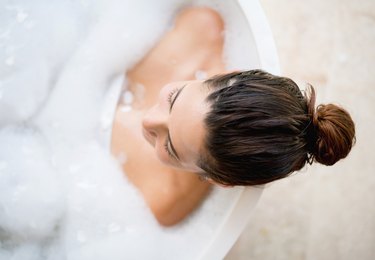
[[142, 170, 211, 226]]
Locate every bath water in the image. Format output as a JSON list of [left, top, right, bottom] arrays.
[[0, 0, 256, 259]]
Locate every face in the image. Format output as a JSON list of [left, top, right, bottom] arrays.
[[142, 80, 210, 173]]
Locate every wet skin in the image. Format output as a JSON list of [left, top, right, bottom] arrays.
[[111, 7, 226, 226]]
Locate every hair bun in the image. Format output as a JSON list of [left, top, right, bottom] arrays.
[[311, 103, 355, 166]]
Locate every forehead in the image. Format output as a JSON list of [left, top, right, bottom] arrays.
[[169, 81, 210, 171]]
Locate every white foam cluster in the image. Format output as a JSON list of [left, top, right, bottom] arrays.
[[0, 0, 256, 258], [0, 126, 63, 241], [0, 243, 43, 260], [0, 0, 94, 126]]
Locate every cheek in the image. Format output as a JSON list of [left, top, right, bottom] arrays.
[[158, 86, 168, 101], [154, 141, 183, 169]]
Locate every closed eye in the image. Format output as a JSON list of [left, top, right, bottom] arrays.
[[167, 88, 178, 106], [164, 133, 179, 160], [165, 85, 186, 160], [169, 85, 186, 112]]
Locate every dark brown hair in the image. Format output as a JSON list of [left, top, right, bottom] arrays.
[[198, 70, 355, 186]]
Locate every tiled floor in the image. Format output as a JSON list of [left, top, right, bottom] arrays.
[[226, 0, 375, 259]]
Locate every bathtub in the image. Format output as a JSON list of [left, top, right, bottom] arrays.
[[0, 0, 279, 259], [197, 0, 279, 258]]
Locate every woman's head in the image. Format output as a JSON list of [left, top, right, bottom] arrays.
[[142, 80, 211, 173], [142, 70, 356, 186], [197, 70, 355, 185]]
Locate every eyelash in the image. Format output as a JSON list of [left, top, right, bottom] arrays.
[[165, 86, 183, 159], [164, 141, 174, 158], [167, 88, 179, 105]]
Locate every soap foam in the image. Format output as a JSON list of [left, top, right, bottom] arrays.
[[0, 0, 252, 259]]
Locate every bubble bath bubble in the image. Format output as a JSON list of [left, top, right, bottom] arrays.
[[0, 0, 257, 259]]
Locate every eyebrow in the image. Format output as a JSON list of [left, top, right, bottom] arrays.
[[168, 85, 186, 160]]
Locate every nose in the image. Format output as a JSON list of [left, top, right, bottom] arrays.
[[142, 104, 168, 142]]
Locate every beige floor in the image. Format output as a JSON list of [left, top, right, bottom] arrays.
[[226, 0, 375, 259]]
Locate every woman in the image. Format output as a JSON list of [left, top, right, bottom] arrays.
[[111, 7, 355, 226]]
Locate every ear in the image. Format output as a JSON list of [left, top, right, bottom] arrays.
[[206, 178, 233, 188], [226, 69, 240, 74]]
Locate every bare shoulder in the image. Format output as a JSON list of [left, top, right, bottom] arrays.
[[145, 171, 212, 226], [175, 7, 224, 40]]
